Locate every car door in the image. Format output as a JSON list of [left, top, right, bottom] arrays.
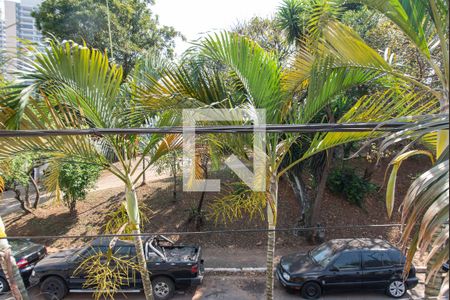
[[112, 245, 140, 290], [68, 246, 108, 290], [322, 251, 362, 291], [362, 250, 392, 289]]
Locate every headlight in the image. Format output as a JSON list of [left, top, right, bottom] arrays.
[[31, 270, 35, 277], [282, 272, 291, 281]]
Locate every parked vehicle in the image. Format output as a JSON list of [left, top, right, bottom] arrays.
[[277, 238, 419, 299], [31, 235, 204, 300], [0, 239, 47, 293]]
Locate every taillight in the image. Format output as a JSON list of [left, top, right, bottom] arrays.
[[16, 258, 29, 269], [191, 264, 199, 274]]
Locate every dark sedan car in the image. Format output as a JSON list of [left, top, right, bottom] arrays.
[[0, 239, 47, 293], [277, 238, 418, 299]]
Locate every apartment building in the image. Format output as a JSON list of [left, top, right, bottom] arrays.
[[0, 0, 43, 71]]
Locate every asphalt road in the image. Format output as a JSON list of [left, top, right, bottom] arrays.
[[0, 274, 425, 300]]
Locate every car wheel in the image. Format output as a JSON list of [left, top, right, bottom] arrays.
[[301, 281, 322, 299], [0, 276, 9, 293], [386, 280, 407, 298], [40, 276, 68, 300], [152, 276, 175, 300]]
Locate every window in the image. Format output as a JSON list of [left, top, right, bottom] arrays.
[[113, 246, 132, 257], [79, 246, 108, 258], [333, 251, 361, 270], [363, 251, 384, 268], [384, 250, 404, 266], [310, 243, 336, 267]]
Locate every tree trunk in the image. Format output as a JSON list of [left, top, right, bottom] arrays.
[[310, 149, 332, 227], [29, 175, 40, 209], [133, 230, 154, 300], [172, 153, 177, 201], [68, 198, 77, 215], [285, 171, 309, 235], [0, 217, 29, 300], [12, 185, 31, 214], [24, 184, 30, 209], [125, 181, 153, 300], [195, 156, 209, 228], [309, 106, 335, 241], [141, 158, 146, 186], [265, 173, 278, 300]]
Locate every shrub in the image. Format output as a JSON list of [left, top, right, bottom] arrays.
[[327, 167, 377, 207], [59, 160, 101, 213]]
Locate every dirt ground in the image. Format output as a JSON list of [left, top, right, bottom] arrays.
[[3, 156, 430, 252]]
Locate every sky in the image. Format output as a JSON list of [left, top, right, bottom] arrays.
[[153, 0, 282, 55]]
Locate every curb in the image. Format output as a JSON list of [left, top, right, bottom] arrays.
[[205, 267, 266, 273]]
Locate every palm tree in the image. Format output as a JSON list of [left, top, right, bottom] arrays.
[[377, 114, 449, 297], [276, 0, 310, 46], [137, 23, 437, 297], [280, 0, 448, 295], [0, 41, 177, 300]]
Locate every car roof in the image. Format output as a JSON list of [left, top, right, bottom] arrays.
[[90, 238, 134, 247], [327, 238, 397, 252]]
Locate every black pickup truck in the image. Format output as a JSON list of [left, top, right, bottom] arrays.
[[30, 235, 204, 300]]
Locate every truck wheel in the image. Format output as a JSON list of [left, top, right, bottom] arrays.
[[301, 281, 322, 299], [152, 276, 175, 300], [41, 276, 68, 300], [0, 276, 9, 293]]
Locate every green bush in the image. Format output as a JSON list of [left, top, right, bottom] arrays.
[[327, 167, 377, 207], [59, 160, 101, 213]]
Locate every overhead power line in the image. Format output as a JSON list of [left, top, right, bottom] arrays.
[[0, 122, 421, 138]]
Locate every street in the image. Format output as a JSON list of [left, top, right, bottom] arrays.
[[0, 274, 426, 300]]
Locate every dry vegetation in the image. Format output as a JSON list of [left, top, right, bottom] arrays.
[[4, 156, 429, 252]]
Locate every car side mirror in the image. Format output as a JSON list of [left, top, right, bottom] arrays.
[[329, 266, 339, 272]]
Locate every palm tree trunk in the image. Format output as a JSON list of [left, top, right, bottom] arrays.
[[266, 174, 278, 300], [0, 217, 29, 300], [125, 181, 153, 300]]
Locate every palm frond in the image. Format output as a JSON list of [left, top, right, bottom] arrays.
[[300, 87, 440, 163], [3, 40, 123, 129], [356, 0, 432, 58], [199, 32, 284, 124]]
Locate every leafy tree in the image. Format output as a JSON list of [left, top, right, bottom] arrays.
[[32, 0, 179, 77], [232, 17, 292, 63], [0, 154, 41, 213], [58, 160, 101, 213], [154, 149, 181, 201]]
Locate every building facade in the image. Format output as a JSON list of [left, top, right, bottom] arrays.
[[0, 0, 43, 71]]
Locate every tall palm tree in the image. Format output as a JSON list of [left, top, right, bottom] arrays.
[[283, 0, 448, 294], [0, 41, 177, 300], [138, 26, 437, 298]]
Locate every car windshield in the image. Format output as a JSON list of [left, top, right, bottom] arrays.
[[309, 243, 337, 267]]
